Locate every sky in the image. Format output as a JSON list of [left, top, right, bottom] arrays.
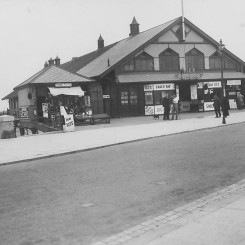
[[0, 0, 245, 111]]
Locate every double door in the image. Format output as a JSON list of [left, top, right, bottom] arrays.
[[120, 86, 139, 117]]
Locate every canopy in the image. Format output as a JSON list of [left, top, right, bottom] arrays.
[[48, 86, 84, 96]]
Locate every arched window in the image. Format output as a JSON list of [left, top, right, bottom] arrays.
[[185, 48, 204, 70], [209, 52, 237, 70], [209, 51, 221, 70], [224, 57, 237, 70], [135, 52, 154, 71], [159, 48, 179, 71], [121, 52, 154, 71]]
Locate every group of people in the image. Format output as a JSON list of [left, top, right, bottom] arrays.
[[162, 91, 244, 121], [213, 92, 244, 118], [213, 94, 230, 118], [162, 94, 179, 120]]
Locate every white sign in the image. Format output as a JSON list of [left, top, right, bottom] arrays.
[[103, 95, 110, 99], [145, 106, 154, 115], [204, 102, 214, 111], [204, 82, 222, 88], [154, 83, 175, 91], [42, 103, 49, 118], [55, 83, 72, 87], [190, 85, 197, 99], [154, 105, 164, 115], [227, 80, 241, 85], [144, 85, 154, 91], [63, 114, 75, 132], [229, 99, 237, 109]]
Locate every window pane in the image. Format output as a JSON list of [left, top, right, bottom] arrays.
[[145, 92, 153, 105], [224, 57, 236, 70], [121, 91, 128, 105], [154, 91, 162, 105]]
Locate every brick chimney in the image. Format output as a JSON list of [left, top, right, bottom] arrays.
[[48, 58, 54, 66], [98, 34, 104, 49], [129, 17, 139, 36], [44, 61, 49, 68], [54, 56, 60, 66]]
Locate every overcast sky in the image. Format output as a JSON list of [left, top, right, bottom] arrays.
[[1, 0, 245, 110]]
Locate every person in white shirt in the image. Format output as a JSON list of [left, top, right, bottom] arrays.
[[171, 94, 179, 120]]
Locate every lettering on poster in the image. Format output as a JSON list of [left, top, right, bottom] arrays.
[[154, 105, 164, 115], [203, 82, 222, 88], [63, 114, 75, 132], [204, 102, 214, 111]]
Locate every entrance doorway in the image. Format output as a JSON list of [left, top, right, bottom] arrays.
[[120, 86, 139, 117]]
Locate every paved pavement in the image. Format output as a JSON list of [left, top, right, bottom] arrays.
[[1, 110, 245, 166], [1, 110, 245, 245]]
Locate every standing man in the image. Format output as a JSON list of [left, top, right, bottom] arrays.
[[171, 94, 179, 120], [162, 94, 170, 120], [213, 94, 221, 118], [237, 92, 244, 110], [221, 96, 230, 118]]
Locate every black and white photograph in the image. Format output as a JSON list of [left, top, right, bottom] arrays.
[[1, 0, 245, 244]]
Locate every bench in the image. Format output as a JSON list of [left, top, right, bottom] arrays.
[[90, 113, 110, 125], [75, 113, 110, 125]]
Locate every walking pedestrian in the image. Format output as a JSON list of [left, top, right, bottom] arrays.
[[213, 94, 221, 118], [236, 92, 244, 110], [171, 94, 179, 120], [162, 94, 170, 120]]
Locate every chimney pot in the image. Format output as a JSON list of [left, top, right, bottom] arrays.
[[44, 61, 49, 68], [98, 34, 104, 49], [48, 58, 54, 66], [54, 56, 60, 66]]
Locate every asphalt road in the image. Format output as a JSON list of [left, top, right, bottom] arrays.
[[1, 122, 245, 245]]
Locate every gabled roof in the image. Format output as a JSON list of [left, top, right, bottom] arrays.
[[61, 17, 179, 78], [2, 90, 18, 100], [14, 65, 95, 90], [62, 16, 245, 79], [76, 18, 179, 78], [61, 43, 117, 73]]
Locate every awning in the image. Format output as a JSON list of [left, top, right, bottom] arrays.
[[48, 86, 84, 96]]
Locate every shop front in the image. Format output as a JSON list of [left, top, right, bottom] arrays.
[[144, 83, 175, 115], [226, 79, 242, 109]]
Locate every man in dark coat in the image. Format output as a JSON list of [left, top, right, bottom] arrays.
[[213, 94, 221, 118], [162, 95, 170, 120], [221, 96, 230, 117]]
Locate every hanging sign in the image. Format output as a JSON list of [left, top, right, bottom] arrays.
[[227, 80, 241, 85], [154, 83, 175, 91], [144, 85, 154, 91], [203, 82, 222, 88], [55, 83, 72, 87]]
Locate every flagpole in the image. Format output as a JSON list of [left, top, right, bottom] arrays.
[[181, 0, 185, 41]]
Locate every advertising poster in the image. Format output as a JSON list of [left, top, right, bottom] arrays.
[[145, 106, 154, 115], [42, 103, 49, 118], [204, 102, 214, 111], [19, 107, 29, 118], [63, 114, 75, 132]]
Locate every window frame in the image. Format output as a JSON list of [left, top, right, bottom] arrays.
[[159, 48, 180, 72]]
